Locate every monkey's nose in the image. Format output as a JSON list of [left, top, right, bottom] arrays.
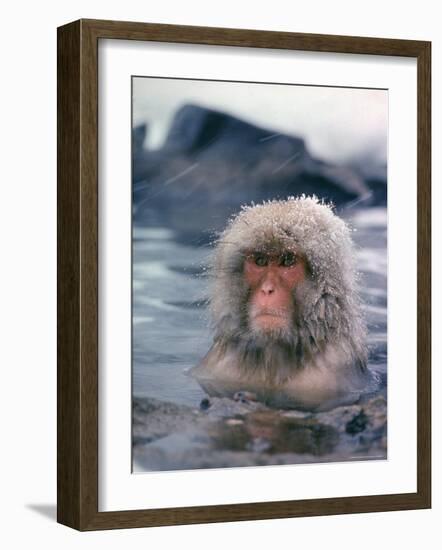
[[261, 282, 275, 295]]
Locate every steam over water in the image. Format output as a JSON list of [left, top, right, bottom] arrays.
[[132, 206, 387, 408]]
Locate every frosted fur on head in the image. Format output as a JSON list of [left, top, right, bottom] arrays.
[[209, 195, 367, 370]]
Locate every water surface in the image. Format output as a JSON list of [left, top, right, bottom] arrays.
[[132, 207, 387, 407]]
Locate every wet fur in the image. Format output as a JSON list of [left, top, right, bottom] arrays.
[[191, 196, 375, 410]]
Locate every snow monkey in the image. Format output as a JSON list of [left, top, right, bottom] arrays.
[[191, 196, 377, 411]]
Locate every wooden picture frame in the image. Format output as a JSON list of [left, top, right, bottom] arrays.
[[57, 18, 431, 531]]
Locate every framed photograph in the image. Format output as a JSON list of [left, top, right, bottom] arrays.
[[57, 19, 431, 530]]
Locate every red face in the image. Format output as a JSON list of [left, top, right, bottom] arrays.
[[244, 250, 307, 332]]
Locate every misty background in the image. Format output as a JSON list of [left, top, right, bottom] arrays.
[[133, 77, 387, 166], [132, 78, 388, 242]]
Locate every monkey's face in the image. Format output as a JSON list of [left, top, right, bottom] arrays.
[[243, 249, 307, 337]]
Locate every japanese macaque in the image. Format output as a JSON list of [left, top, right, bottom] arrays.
[[191, 196, 377, 411]]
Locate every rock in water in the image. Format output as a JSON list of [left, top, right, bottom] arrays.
[[132, 395, 387, 471]]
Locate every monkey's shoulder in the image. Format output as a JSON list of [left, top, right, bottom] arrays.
[[190, 343, 373, 411]]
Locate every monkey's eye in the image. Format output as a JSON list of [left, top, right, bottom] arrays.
[[254, 254, 268, 267], [280, 252, 297, 267]]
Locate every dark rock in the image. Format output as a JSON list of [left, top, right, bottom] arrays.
[[132, 105, 384, 244], [200, 397, 211, 411], [133, 123, 147, 154], [345, 409, 369, 434], [233, 390, 258, 403]]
